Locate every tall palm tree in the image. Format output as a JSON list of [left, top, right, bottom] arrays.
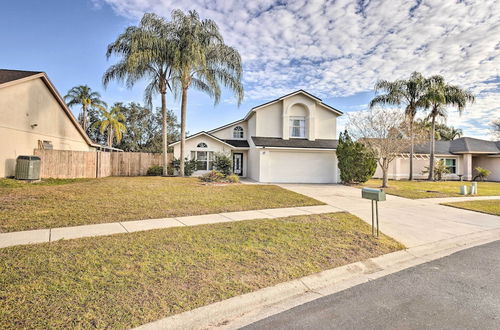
[[435, 123, 463, 141], [64, 85, 106, 131], [92, 104, 127, 147], [103, 13, 174, 175], [424, 75, 474, 180], [170, 9, 244, 176], [369, 72, 428, 180]]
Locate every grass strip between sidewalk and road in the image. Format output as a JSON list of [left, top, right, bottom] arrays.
[[442, 199, 500, 216], [0, 212, 403, 329], [0, 176, 323, 232], [360, 179, 500, 199]]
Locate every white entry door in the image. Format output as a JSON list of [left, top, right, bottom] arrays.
[[233, 153, 243, 175]]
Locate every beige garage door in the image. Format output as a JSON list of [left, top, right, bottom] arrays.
[[267, 150, 337, 183]]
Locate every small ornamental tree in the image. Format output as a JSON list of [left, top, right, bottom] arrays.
[[213, 153, 233, 176], [337, 130, 377, 184]]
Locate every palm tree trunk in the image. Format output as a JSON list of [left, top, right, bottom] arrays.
[[179, 87, 188, 177], [82, 104, 88, 131], [161, 91, 169, 176], [108, 127, 113, 147], [409, 120, 414, 181], [428, 115, 436, 181]]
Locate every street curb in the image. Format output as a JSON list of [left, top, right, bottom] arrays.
[[134, 228, 500, 330]]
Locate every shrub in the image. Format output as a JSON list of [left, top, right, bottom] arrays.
[[422, 159, 450, 181], [226, 174, 240, 183], [146, 165, 163, 176], [171, 158, 197, 176], [213, 153, 233, 176], [337, 130, 377, 184], [199, 170, 225, 182], [473, 167, 491, 181]]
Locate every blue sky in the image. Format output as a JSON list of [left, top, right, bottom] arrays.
[[1, 0, 499, 139]]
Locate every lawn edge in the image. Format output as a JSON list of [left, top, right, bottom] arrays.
[[134, 227, 500, 330], [440, 201, 500, 216]]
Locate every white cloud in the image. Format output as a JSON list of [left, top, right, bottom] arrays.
[[97, 0, 500, 138]]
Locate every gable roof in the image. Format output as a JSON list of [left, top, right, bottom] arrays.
[[169, 131, 239, 149], [0, 69, 97, 148], [252, 136, 338, 149], [411, 137, 500, 155]]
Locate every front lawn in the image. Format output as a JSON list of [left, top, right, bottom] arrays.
[[0, 212, 403, 329], [442, 200, 500, 216], [0, 177, 323, 232], [361, 179, 500, 199]]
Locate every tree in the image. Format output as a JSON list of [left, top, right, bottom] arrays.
[[348, 109, 421, 188], [370, 72, 428, 180], [92, 104, 127, 147], [170, 9, 244, 176], [337, 130, 377, 184], [423, 75, 474, 180], [104, 13, 175, 176], [64, 85, 106, 132], [491, 120, 500, 139], [435, 123, 463, 141], [473, 167, 491, 181]]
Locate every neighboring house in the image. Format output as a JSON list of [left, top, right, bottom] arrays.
[[373, 137, 500, 181], [0, 69, 106, 178], [171, 90, 343, 183]]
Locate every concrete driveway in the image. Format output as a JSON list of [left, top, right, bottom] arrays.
[[279, 184, 500, 248]]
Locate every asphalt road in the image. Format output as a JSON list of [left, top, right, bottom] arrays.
[[241, 240, 500, 330]]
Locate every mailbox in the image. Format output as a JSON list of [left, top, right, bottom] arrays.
[[361, 188, 386, 201]]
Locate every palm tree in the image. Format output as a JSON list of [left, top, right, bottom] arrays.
[[64, 85, 106, 131], [369, 72, 428, 180], [170, 9, 244, 176], [92, 104, 127, 147], [103, 13, 174, 176], [435, 124, 463, 141], [424, 75, 474, 180]]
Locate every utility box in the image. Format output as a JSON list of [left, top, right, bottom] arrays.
[[361, 188, 386, 201], [15, 155, 41, 180]]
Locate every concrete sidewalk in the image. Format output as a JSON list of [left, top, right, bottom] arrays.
[[0, 204, 341, 249], [279, 184, 500, 248]]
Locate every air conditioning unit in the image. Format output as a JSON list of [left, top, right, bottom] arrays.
[[15, 155, 41, 180]]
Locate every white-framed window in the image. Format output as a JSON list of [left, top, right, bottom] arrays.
[[443, 158, 457, 174], [233, 126, 244, 139], [190, 151, 214, 171], [289, 116, 306, 138], [197, 142, 208, 148]]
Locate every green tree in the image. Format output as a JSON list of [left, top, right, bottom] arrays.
[[337, 130, 377, 184], [170, 9, 244, 176], [435, 123, 463, 141], [92, 104, 127, 147], [423, 75, 474, 180], [370, 72, 428, 180], [64, 85, 106, 132], [104, 13, 175, 175]]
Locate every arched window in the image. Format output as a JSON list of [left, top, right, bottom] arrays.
[[233, 126, 244, 139], [197, 142, 207, 148]]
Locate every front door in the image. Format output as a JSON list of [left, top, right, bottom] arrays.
[[233, 153, 243, 176]]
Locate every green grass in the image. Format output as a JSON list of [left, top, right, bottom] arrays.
[[0, 212, 403, 329], [0, 178, 89, 188], [360, 179, 500, 199], [442, 199, 500, 216], [0, 176, 323, 232]]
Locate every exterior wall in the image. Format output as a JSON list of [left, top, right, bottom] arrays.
[[315, 104, 338, 139], [247, 145, 260, 181], [210, 121, 248, 140], [472, 156, 500, 181], [255, 101, 282, 138], [0, 78, 93, 177], [373, 155, 463, 180], [247, 114, 257, 137], [172, 135, 232, 176]]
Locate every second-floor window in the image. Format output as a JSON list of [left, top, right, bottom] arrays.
[[290, 116, 306, 138], [233, 126, 244, 139]]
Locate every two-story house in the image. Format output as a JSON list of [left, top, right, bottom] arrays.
[[171, 90, 343, 183]]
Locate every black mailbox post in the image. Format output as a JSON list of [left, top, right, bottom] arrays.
[[361, 188, 386, 237]]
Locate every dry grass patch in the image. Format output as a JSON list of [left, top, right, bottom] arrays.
[[360, 179, 500, 199], [0, 212, 403, 329], [0, 176, 323, 232], [442, 199, 500, 216]]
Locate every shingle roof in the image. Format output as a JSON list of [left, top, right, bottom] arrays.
[[410, 137, 500, 155], [222, 139, 250, 148], [0, 69, 42, 84], [252, 136, 338, 149]]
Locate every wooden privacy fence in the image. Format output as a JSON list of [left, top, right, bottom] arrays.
[[33, 149, 172, 178]]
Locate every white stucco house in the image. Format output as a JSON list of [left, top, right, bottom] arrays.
[[171, 90, 343, 183]]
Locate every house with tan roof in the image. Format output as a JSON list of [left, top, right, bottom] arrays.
[[171, 90, 342, 183], [0, 69, 104, 177]]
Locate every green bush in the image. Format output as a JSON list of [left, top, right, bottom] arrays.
[[422, 159, 450, 181], [226, 174, 240, 183], [171, 158, 197, 176], [199, 170, 225, 182], [146, 165, 164, 176], [473, 167, 491, 181], [337, 130, 377, 184], [213, 153, 233, 176]]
